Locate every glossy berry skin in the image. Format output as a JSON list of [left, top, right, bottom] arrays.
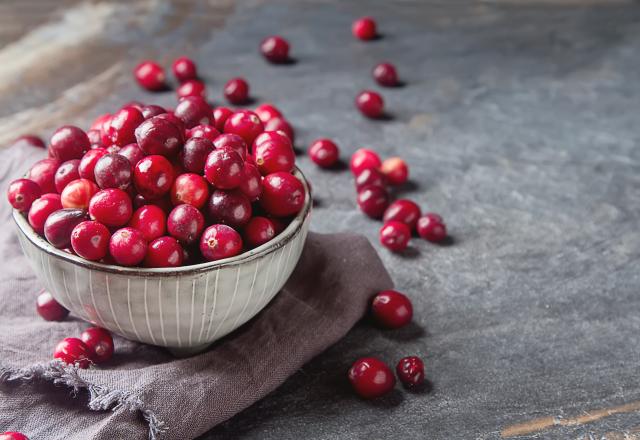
[[199, 224, 243, 261], [348, 357, 395, 399], [49, 125, 90, 161], [396, 356, 425, 388], [181, 138, 214, 174], [87, 129, 103, 147], [61, 178, 99, 209], [78, 148, 108, 181], [260, 172, 305, 217], [118, 143, 145, 166], [213, 107, 233, 132], [134, 155, 175, 200], [53, 337, 92, 368], [36, 290, 69, 321], [260, 35, 290, 63], [13, 134, 45, 149], [357, 186, 389, 219], [224, 77, 250, 105], [239, 162, 262, 201], [28, 194, 62, 234], [355, 90, 384, 118], [170, 173, 209, 209], [71, 221, 111, 261], [141, 104, 167, 119], [7, 178, 41, 213], [108, 107, 145, 147], [81, 327, 114, 364], [373, 62, 399, 87], [44, 208, 87, 249], [254, 138, 295, 175], [381, 157, 409, 186], [379, 221, 411, 252], [172, 56, 198, 82], [371, 290, 413, 329], [207, 189, 252, 228], [134, 61, 166, 91], [144, 236, 184, 268], [54, 159, 80, 193], [263, 117, 294, 144], [167, 204, 205, 245], [213, 133, 248, 161], [308, 139, 339, 168], [28, 158, 60, 194], [94, 153, 132, 190], [135, 115, 185, 157], [223, 110, 264, 146], [89, 188, 133, 227], [254, 103, 282, 123], [416, 213, 447, 243], [187, 124, 220, 143], [175, 96, 213, 129], [204, 147, 244, 189], [0, 433, 29, 440], [128, 205, 166, 241], [383, 199, 421, 230], [109, 227, 147, 266], [243, 216, 276, 248], [355, 168, 386, 191], [177, 79, 206, 99], [350, 148, 381, 175], [352, 17, 377, 40]]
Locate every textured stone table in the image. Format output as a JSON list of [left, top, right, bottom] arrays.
[[2, 1, 640, 439]]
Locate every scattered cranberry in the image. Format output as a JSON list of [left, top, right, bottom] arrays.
[[54, 160, 80, 193], [239, 162, 262, 201], [135, 115, 185, 157], [118, 143, 145, 166], [243, 216, 276, 248], [28, 158, 60, 194], [199, 224, 243, 261], [381, 157, 408, 186], [263, 117, 294, 143], [223, 110, 264, 145], [172, 56, 198, 82], [371, 290, 413, 329], [141, 104, 167, 119], [89, 188, 133, 227], [383, 199, 421, 230], [61, 178, 99, 209], [53, 337, 92, 368], [357, 186, 389, 218], [260, 35, 290, 63], [109, 227, 147, 266], [348, 357, 395, 399], [174, 96, 213, 129], [176, 79, 206, 99], [94, 153, 132, 190], [254, 137, 295, 175], [204, 147, 244, 189], [108, 107, 145, 147], [355, 168, 386, 191], [417, 213, 447, 243], [396, 356, 425, 388], [167, 204, 205, 245], [308, 139, 339, 168], [134, 61, 166, 91], [260, 172, 305, 217], [44, 208, 87, 249], [379, 221, 411, 252], [213, 107, 233, 132], [355, 90, 384, 118], [224, 77, 250, 105], [181, 138, 214, 173], [350, 148, 381, 175], [213, 133, 248, 161], [373, 62, 399, 87], [207, 189, 252, 228], [254, 103, 282, 123], [188, 124, 220, 143], [78, 148, 108, 181], [0, 433, 29, 440], [71, 221, 111, 261], [36, 290, 69, 321], [133, 155, 175, 200], [7, 178, 41, 213], [144, 236, 184, 268], [13, 134, 45, 149], [49, 126, 90, 161], [352, 16, 377, 40], [28, 194, 62, 234], [80, 327, 114, 364]]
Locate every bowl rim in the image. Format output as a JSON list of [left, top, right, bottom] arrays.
[[13, 167, 312, 277]]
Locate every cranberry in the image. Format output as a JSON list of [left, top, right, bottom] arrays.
[[176, 79, 206, 99], [61, 178, 99, 209], [118, 143, 145, 165], [87, 129, 103, 147], [172, 56, 198, 82], [135, 115, 185, 157], [416, 213, 447, 243], [380, 157, 408, 186], [89, 188, 133, 227], [308, 139, 339, 168], [223, 77, 250, 105], [94, 153, 132, 190], [108, 107, 144, 147], [7, 179, 41, 213], [144, 236, 184, 268], [254, 137, 295, 175], [53, 337, 92, 368], [223, 110, 264, 145], [373, 62, 399, 87], [379, 221, 411, 252], [28, 194, 62, 234], [155, 112, 186, 133], [13, 134, 45, 149], [254, 103, 282, 123], [356, 90, 384, 118], [352, 17, 377, 40], [0, 433, 29, 440], [213, 107, 233, 132], [44, 208, 86, 249], [54, 160, 80, 193], [350, 148, 381, 175], [175, 96, 213, 129], [141, 104, 167, 119], [36, 290, 69, 321], [134, 61, 166, 91], [199, 224, 243, 261], [49, 126, 90, 161], [260, 35, 290, 63], [396, 356, 425, 388], [260, 172, 305, 217], [213, 133, 247, 161], [81, 327, 114, 363], [187, 124, 220, 142], [78, 148, 108, 181], [91, 113, 112, 132], [239, 162, 262, 201], [109, 227, 147, 266], [263, 117, 294, 143], [28, 158, 60, 194], [243, 216, 276, 248], [204, 147, 244, 189], [348, 357, 395, 399], [355, 168, 386, 191], [371, 290, 413, 329], [167, 204, 205, 245], [181, 138, 214, 173], [383, 199, 421, 230], [207, 189, 252, 228], [71, 221, 111, 260], [170, 173, 209, 208], [127, 205, 165, 241], [134, 155, 175, 200], [357, 186, 389, 218]]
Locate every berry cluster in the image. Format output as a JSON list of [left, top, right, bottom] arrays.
[[53, 327, 114, 368]]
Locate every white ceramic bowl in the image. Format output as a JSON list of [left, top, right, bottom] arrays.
[[13, 169, 311, 356]]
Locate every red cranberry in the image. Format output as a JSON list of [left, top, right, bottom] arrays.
[[223, 110, 264, 145], [134, 155, 175, 200], [213, 133, 248, 161], [308, 139, 339, 168], [155, 112, 186, 133], [144, 236, 184, 268], [348, 357, 395, 399], [213, 107, 233, 132], [381, 157, 408, 186], [373, 62, 399, 87], [0, 433, 29, 440], [128, 205, 166, 241], [71, 221, 111, 261], [239, 162, 262, 201], [13, 134, 45, 149], [167, 204, 205, 245], [172, 56, 198, 82], [141, 104, 167, 119], [109, 227, 147, 266], [177, 79, 206, 99], [78, 148, 108, 181], [352, 17, 377, 40], [181, 138, 214, 173], [36, 290, 69, 321], [44, 208, 87, 249], [383, 199, 420, 230], [118, 143, 145, 166], [61, 178, 99, 209], [49, 126, 90, 161], [357, 186, 389, 218], [53, 337, 92, 368], [355, 168, 386, 191], [134, 61, 166, 91], [263, 117, 294, 143], [416, 213, 447, 243], [350, 148, 381, 175], [371, 290, 413, 329], [91, 113, 112, 132], [135, 115, 185, 157], [28, 194, 62, 234], [170, 173, 209, 208], [108, 107, 144, 147], [54, 160, 80, 193], [204, 147, 244, 189], [243, 216, 275, 248], [80, 327, 114, 364], [260, 35, 290, 63], [254, 103, 282, 123], [28, 158, 60, 194], [396, 356, 425, 388], [175, 96, 213, 129], [7, 178, 41, 213], [379, 221, 411, 252], [89, 188, 133, 227], [356, 90, 384, 118], [207, 189, 252, 228], [260, 172, 305, 217], [94, 153, 132, 190], [223, 77, 250, 105], [199, 224, 243, 261], [254, 137, 295, 175], [187, 124, 220, 142]]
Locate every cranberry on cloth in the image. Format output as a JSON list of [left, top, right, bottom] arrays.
[[0, 144, 393, 440]]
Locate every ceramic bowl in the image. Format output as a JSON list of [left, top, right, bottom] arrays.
[[13, 169, 311, 356]]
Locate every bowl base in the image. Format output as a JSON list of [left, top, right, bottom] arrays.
[[167, 344, 212, 358]]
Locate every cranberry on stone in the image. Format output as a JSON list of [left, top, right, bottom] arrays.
[[204, 147, 244, 189], [109, 227, 147, 266], [141, 104, 167, 119], [28, 194, 62, 234], [44, 208, 87, 248], [350, 148, 381, 175], [172, 56, 198, 82], [108, 107, 144, 147], [254, 137, 295, 175], [355, 168, 386, 191], [36, 290, 69, 321], [176, 79, 206, 99], [352, 17, 377, 40], [383, 199, 421, 230], [381, 157, 408, 186], [396, 356, 425, 388], [128, 205, 166, 241], [260, 35, 290, 63], [207, 189, 252, 228], [243, 216, 276, 248], [78, 148, 108, 181], [223, 110, 264, 145], [356, 90, 384, 118], [134, 155, 175, 200], [49, 126, 90, 161], [118, 143, 145, 166], [71, 221, 111, 261], [170, 173, 209, 208], [94, 153, 132, 190], [54, 160, 80, 193], [61, 178, 99, 209], [213, 107, 233, 132], [167, 204, 205, 245], [371, 290, 413, 329], [7, 178, 41, 213], [53, 337, 92, 368], [181, 138, 214, 173], [357, 186, 389, 219], [213, 133, 248, 161], [28, 158, 60, 194], [199, 224, 243, 261], [13, 134, 45, 149], [263, 117, 294, 143], [134, 61, 166, 91], [417, 213, 447, 243], [81, 327, 114, 364], [260, 172, 305, 217], [135, 115, 185, 157], [187, 124, 220, 142], [224, 77, 250, 105], [239, 162, 262, 201], [89, 188, 133, 227], [348, 357, 395, 399], [144, 236, 184, 268], [373, 62, 399, 87], [175, 96, 213, 129], [254, 103, 282, 123], [379, 221, 411, 252], [308, 139, 339, 168]]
